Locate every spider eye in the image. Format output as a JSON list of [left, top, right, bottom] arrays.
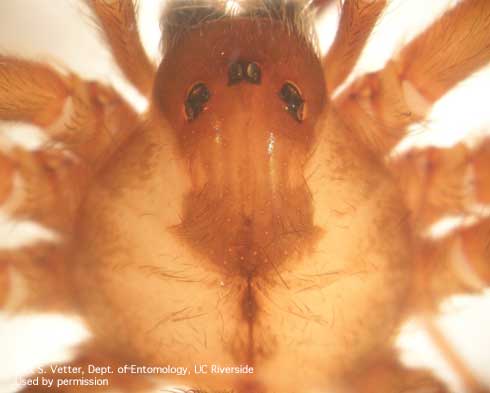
[[228, 62, 261, 85], [228, 63, 244, 85], [245, 62, 261, 84], [185, 83, 210, 121], [279, 82, 305, 122]]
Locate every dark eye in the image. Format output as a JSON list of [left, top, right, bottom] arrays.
[[245, 62, 261, 84], [279, 82, 305, 122], [185, 83, 210, 121], [228, 63, 244, 85]]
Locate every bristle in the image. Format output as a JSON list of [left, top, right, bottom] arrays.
[[160, 0, 319, 57]]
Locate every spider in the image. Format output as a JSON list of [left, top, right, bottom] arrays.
[[1, 0, 490, 392]]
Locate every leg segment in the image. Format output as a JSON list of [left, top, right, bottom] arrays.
[[0, 56, 139, 169], [389, 140, 490, 231], [1, 147, 89, 230], [334, 0, 490, 156], [335, 61, 419, 155], [0, 246, 71, 313], [0, 150, 15, 206], [405, 221, 490, 393], [323, 0, 387, 93], [472, 140, 490, 204], [398, 0, 490, 103], [89, 0, 156, 97], [0, 56, 139, 313], [0, 147, 88, 313], [412, 218, 490, 308], [0, 56, 69, 127], [0, 257, 8, 307], [457, 218, 490, 287]]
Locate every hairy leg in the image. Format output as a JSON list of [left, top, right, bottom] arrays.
[[0, 56, 139, 170], [413, 218, 490, 307], [0, 56, 139, 312], [391, 137, 490, 389], [401, 218, 490, 393], [329, 2, 490, 387], [0, 252, 8, 307], [334, 0, 490, 155], [88, 0, 156, 97], [334, 61, 418, 155], [0, 56, 69, 126], [323, 0, 387, 94], [1, 148, 88, 229], [398, 0, 490, 103], [0, 150, 15, 206], [389, 141, 490, 231], [388, 141, 489, 389]]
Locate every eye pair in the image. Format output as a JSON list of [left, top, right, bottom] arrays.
[[184, 81, 305, 122], [228, 62, 261, 85]]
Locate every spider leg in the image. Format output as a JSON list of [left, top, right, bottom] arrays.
[[0, 254, 8, 307], [413, 217, 490, 306], [400, 220, 490, 393], [0, 147, 88, 312], [334, 61, 417, 156], [0, 56, 69, 127], [397, 0, 490, 103], [0, 150, 15, 206], [397, 140, 490, 391], [389, 141, 490, 232], [0, 56, 139, 169], [0, 246, 72, 312], [0, 57, 139, 313], [334, 0, 490, 156], [88, 0, 156, 97], [1, 147, 88, 230], [323, 0, 387, 94], [388, 139, 490, 300]]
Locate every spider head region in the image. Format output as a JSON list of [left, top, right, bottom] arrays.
[[154, 18, 326, 277]]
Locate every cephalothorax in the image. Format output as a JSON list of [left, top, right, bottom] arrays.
[[1, 1, 490, 393]]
